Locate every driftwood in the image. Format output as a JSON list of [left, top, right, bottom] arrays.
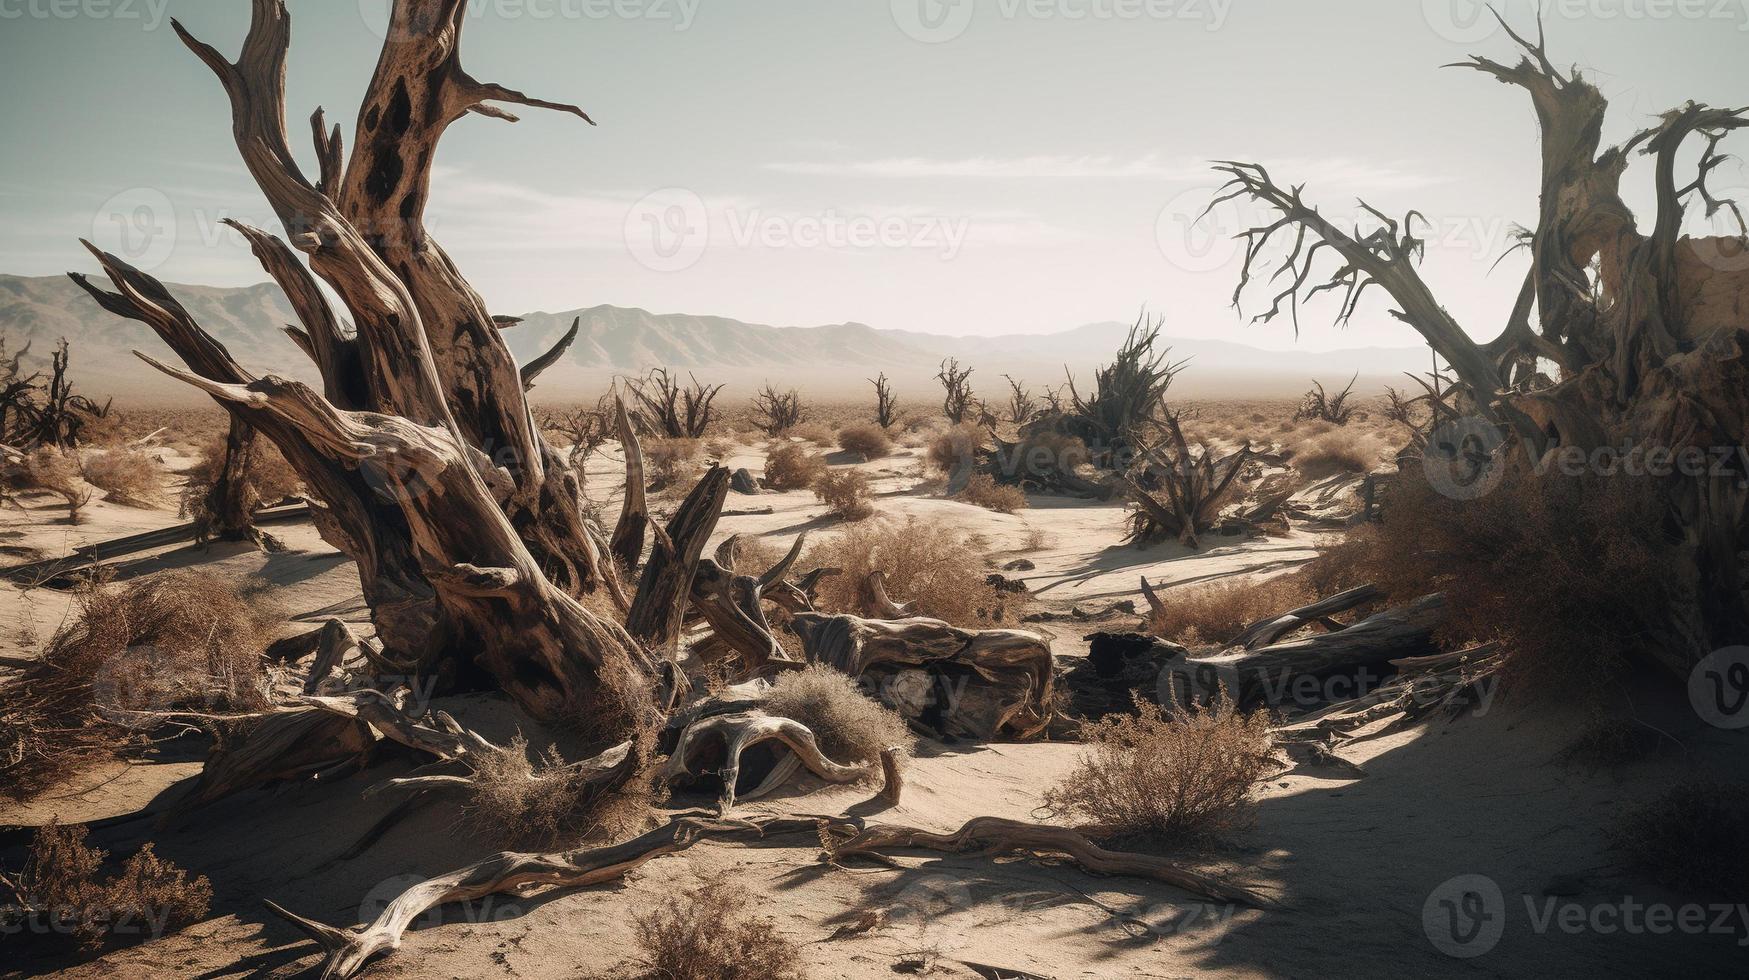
[[791, 612, 1055, 740], [661, 709, 872, 812]]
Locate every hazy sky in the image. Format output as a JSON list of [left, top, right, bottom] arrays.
[[2, 0, 1746, 350]]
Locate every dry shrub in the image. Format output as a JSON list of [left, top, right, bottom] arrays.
[[763, 442, 826, 491], [81, 447, 164, 508], [1148, 574, 1315, 647], [11, 447, 92, 522], [1614, 781, 1749, 897], [180, 433, 302, 522], [807, 516, 1019, 625], [763, 664, 912, 765], [0, 571, 271, 799], [626, 879, 806, 980], [836, 422, 893, 459], [1306, 466, 1683, 702], [464, 735, 650, 846], [813, 469, 874, 521], [925, 422, 984, 474], [644, 437, 702, 487], [727, 535, 789, 577], [1042, 703, 1273, 845], [789, 422, 836, 447], [956, 472, 1027, 514], [1, 819, 211, 949], [1290, 428, 1388, 481]]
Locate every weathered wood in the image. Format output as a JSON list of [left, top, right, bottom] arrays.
[[1229, 583, 1382, 650], [625, 466, 729, 658], [790, 612, 1055, 740], [608, 396, 646, 572]]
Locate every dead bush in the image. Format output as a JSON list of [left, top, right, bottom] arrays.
[[626, 879, 806, 980], [763, 664, 913, 765], [644, 437, 702, 487], [1042, 703, 1273, 845], [180, 432, 302, 523], [788, 422, 836, 446], [813, 469, 874, 521], [80, 447, 164, 508], [1148, 574, 1315, 647], [806, 516, 1020, 625], [0, 819, 211, 949], [12, 447, 92, 522], [925, 422, 984, 474], [0, 571, 272, 799], [1289, 428, 1386, 481], [956, 472, 1028, 514], [1306, 466, 1684, 702], [464, 734, 650, 846], [1614, 781, 1749, 897], [763, 442, 826, 490], [836, 422, 892, 460]]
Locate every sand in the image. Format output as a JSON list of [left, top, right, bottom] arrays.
[[4, 438, 1747, 978]]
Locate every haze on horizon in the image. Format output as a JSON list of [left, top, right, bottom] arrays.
[[3, 0, 1747, 352]]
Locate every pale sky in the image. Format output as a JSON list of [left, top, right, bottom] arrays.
[[2, 0, 1746, 350]]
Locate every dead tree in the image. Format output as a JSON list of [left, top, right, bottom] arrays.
[[192, 416, 283, 551], [936, 357, 976, 424], [751, 382, 806, 435], [68, 0, 706, 724], [1001, 374, 1038, 425], [870, 372, 898, 428], [1061, 314, 1187, 465], [1211, 13, 1749, 678], [1293, 373, 1358, 424], [624, 367, 721, 438], [4, 339, 110, 449]]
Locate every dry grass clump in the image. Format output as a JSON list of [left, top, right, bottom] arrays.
[[813, 469, 875, 521], [10, 447, 92, 522], [644, 437, 702, 487], [955, 472, 1028, 514], [0, 571, 272, 799], [836, 422, 893, 459], [81, 447, 164, 508], [788, 422, 837, 447], [1042, 703, 1273, 845], [463, 734, 650, 846], [625, 879, 806, 980], [1614, 781, 1749, 897], [180, 433, 302, 522], [806, 516, 1020, 625], [925, 422, 984, 474], [763, 665, 913, 765], [0, 819, 211, 949], [1289, 427, 1389, 481], [1147, 574, 1316, 648], [762, 442, 827, 491], [1306, 467, 1683, 702]]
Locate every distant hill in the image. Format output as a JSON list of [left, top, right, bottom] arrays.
[[0, 274, 1432, 404]]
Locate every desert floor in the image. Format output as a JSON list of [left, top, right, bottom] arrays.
[[3, 407, 1747, 979]]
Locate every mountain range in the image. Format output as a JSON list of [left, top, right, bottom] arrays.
[[1, 273, 1432, 404]]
